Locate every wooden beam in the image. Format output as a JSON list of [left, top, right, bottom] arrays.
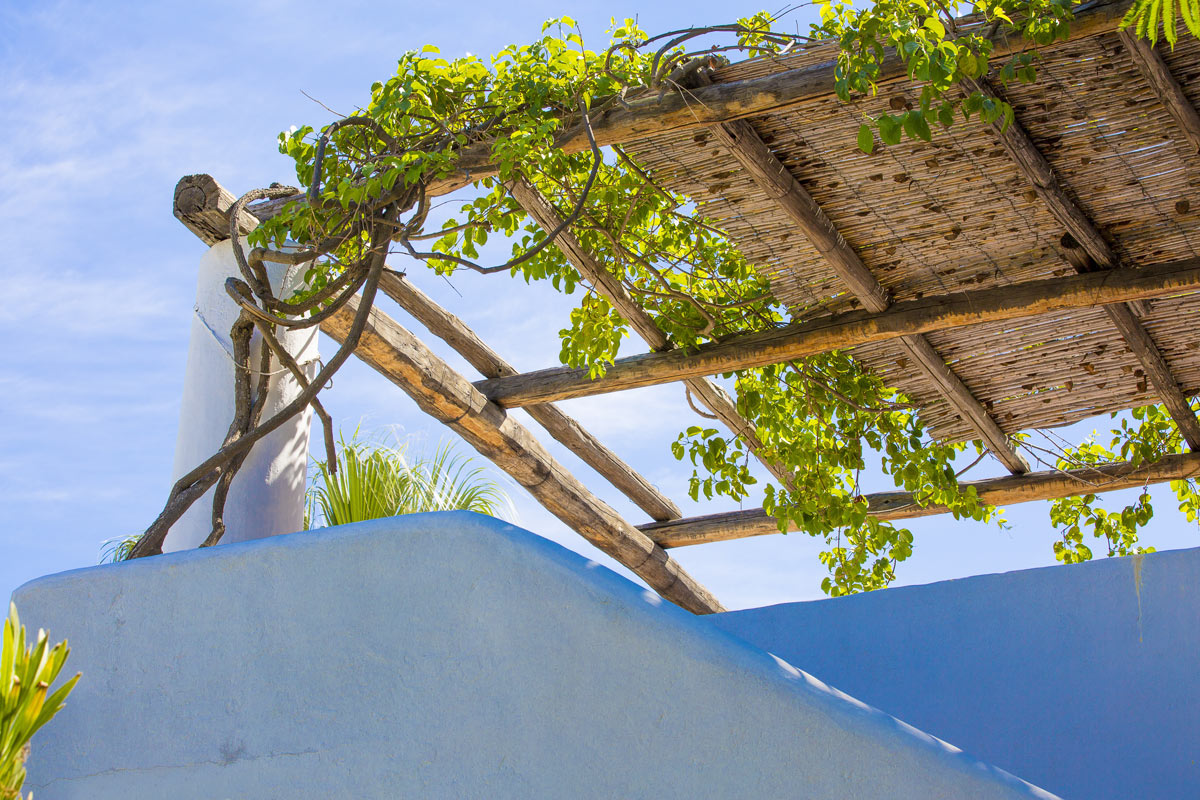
[[962, 78, 1119, 269], [474, 258, 1200, 407], [639, 451, 1200, 548], [1118, 30, 1200, 154], [699, 96, 1028, 473], [171, 175, 712, 609], [235, 0, 1135, 222], [508, 179, 798, 488], [321, 295, 724, 614], [968, 76, 1200, 450], [379, 271, 681, 522], [171, 172, 780, 496], [1103, 301, 1200, 445], [174, 174, 258, 246], [703, 116, 891, 313]]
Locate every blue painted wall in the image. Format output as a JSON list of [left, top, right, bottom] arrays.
[[711, 547, 1200, 800], [11, 512, 1055, 799]]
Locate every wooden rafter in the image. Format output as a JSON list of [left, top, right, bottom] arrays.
[[173, 175, 718, 613], [379, 271, 681, 522], [475, 258, 1200, 406], [639, 451, 1200, 548], [322, 295, 725, 614], [670, 80, 1029, 472], [966, 76, 1200, 450], [174, 175, 258, 246], [1118, 30, 1200, 154], [508, 178, 799, 489]]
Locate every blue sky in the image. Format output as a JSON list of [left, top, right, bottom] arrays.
[[3, 0, 1197, 610]]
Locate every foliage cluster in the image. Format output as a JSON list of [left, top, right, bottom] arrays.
[[252, 1, 1198, 594], [1, 604, 77, 800], [1049, 402, 1200, 564]]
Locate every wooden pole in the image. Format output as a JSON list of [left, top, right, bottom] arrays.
[[174, 174, 258, 246], [694, 73, 1028, 474], [320, 295, 725, 614], [172, 174, 716, 611], [474, 258, 1200, 407], [379, 272, 681, 522], [1118, 30, 1200, 154], [508, 179, 799, 489], [639, 451, 1200, 548], [966, 76, 1200, 450]]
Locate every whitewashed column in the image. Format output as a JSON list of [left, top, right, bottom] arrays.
[[163, 238, 319, 552]]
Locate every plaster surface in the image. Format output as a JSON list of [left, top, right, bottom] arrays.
[[164, 238, 318, 551], [13, 512, 1055, 799], [711, 547, 1200, 800]]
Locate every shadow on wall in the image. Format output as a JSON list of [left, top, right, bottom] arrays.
[[710, 547, 1200, 800]]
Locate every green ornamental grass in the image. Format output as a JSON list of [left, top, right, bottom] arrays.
[[307, 433, 507, 528]]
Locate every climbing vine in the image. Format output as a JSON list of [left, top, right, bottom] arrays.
[[133, 1, 1200, 594], [1048, 402, 1200, 564]]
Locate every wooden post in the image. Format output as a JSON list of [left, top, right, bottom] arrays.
[[379, 272, 681, 522], [473, 258, 1200, 407], [639, 451, 1200, 548], [695, 75, 1028, 474], [321, 295, 725, 614], [508, 179, 799, 488], [174, 174, 259, 246], [967, 76, 1200, 450]]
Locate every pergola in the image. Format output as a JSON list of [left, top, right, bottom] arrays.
[[173, 0, 1200, 614]]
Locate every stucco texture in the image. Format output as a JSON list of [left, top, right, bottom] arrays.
[[712, 546, 1200, 800], [12, 512, 1054, 799]]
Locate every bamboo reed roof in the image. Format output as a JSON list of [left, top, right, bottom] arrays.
[[628, 25, 1200, 443]]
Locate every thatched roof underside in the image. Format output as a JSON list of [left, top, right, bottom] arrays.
[[629, 28, 1200, 443]]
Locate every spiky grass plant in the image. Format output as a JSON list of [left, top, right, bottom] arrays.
[[306, 433, 508, 528], [1, 604, 79, 800]]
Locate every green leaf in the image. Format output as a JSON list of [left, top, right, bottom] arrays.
[[877, 114, 902, 145], [903, 110, 932, 142], [857, 124, 875, 154]]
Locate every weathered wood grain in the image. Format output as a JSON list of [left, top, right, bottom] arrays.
[[970, 75, 1200, 450], [475, 256, 1200, 409], [640, 450, 1200, 547], [173, 174, 259, 246], [321, 296, 724, 613], [1119, 29, 1200, 154], [380, 271, 681, 522], [508, 178, 798, 488], [703, 105, 1028, 473], [1103, 302, 1200, 448]]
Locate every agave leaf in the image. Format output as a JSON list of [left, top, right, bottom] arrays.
[[31, 673, 79, 734], [0, 616, 14, 707], [18, 637, 46, 697]]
